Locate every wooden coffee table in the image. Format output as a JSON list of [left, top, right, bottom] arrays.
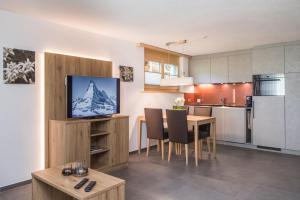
[[32, 167, 125, 200]]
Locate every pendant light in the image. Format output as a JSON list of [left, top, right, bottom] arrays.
[[160, 40, 194, 86]]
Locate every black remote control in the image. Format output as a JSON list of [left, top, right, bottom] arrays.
[[74, 178, 89, 189], [84, 181, 96, 192]]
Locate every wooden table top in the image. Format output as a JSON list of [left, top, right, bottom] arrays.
[[138, 115, 215, 123], [32, 167, 125, 200]]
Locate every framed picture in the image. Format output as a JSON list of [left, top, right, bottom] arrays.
[[3, 47, 35, 84], [119, 65, 133, 82]]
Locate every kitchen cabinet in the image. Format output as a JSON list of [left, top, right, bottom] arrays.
[[212, 107, 246, 143], [212, 107, 225, 141], [252, 46, 284, 75], [211, 56, 228, 83], [285, 73, 300, 151], [285, 44, 300, 73], [189, 58, 211, 84], [224, 107, 246, 143], [252, 96, 285, 148], [228, 53, 252, 83]]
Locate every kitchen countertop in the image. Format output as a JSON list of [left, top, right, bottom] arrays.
[[185, 103, 247, 108]]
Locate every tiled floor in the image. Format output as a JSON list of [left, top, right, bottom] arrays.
[[1, 144, 300, 200]]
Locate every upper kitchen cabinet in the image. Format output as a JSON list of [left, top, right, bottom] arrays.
[[189, 57, 211, 84], [252, 45, 284, 75], [211, 56, 228, 83], [285, 43, 300, 73], [228, 53, 252, 83]]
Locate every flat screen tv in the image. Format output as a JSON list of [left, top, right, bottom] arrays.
[[66, 75, 120, 118]]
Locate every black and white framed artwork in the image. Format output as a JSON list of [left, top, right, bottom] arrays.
[[119, 65, 133, 82], [3, 47, 35, 84]]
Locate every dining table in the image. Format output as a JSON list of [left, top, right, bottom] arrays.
[[137, 115, 217, 166]]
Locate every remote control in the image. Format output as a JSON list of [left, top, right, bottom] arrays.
[[74, 178, 89, 189], [84, 181, 96, 192]]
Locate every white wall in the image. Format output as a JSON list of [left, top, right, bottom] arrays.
[[0, 10, 182, 187]]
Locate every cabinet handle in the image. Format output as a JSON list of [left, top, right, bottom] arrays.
[[252, 101, 255, 119]]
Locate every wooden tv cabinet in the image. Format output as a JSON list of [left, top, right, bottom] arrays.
[[48, 115, 129, 172]]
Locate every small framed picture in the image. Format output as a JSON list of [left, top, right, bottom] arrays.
[[119, 65, 133, 82], [3, 47, 35, 84]]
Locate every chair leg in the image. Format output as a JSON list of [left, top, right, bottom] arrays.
[[161, 140, 165, 160], [179, 144, 182, 155], [185, 144, 189, 166], [199, 139, 203, 160], [146, 138, 150, 157], [168, 142, 173, 162], [157, 140, 160, 152], [207, 137, 211, 153]]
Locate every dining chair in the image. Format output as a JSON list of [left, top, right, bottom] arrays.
[[166, 109, 195, 165], [194, 106, 212, 157], [144, 108, 168, 160]]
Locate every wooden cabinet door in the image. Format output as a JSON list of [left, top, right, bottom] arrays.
[[189, 58, 211, 84], [252, 96, 285, 148], [285, 44, 300, 73], [211, 56, 228, 83], [110, 118, 129, 166], [252, 46, 284, 75], [224, 108, 246, 143], [228, 53, 252, 83], [49, 122, 90, 167], [285, 73, 300, 151]]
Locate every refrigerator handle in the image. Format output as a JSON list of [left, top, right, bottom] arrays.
[[252, 100, 255, 119]]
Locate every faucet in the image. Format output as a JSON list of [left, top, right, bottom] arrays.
[[220, 97, 226, 106]]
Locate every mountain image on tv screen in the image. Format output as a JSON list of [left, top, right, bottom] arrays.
[[71, 76, 118, 117]]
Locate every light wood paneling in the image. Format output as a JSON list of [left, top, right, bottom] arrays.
[[45, 52, 112, 168], [49, 121, 90, 167], [49, 115, 129, 171], [110, 117, 129, 166], [32, 167, 125, 200]]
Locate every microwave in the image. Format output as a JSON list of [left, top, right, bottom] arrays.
[[253, 74, 285, 96]]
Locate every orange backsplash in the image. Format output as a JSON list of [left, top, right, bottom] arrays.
[[184, 83, 253, 106]]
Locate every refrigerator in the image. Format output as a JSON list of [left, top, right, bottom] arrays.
[[252, 74, 285, 149]]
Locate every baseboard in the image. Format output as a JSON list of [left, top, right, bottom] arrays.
[[217, 141, 300, 156], [0, 179, 32, 192]]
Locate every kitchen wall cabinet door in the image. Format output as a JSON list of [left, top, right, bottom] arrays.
[[228, 53, 252, 83], [285, 44, 300, 73], [285, 73, 300, 151], [252, 96, 285, 148], [211, 56, 228, 83], [224, 108, 246, 143], [189, 58, 211, 84], [252, 46, 284, 75], [212, 107, 225, 141]]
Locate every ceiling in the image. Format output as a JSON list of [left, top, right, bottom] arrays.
[[1, 0, 300, 56]]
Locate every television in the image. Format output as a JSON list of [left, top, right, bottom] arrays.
[[66, 75, 120, 118]]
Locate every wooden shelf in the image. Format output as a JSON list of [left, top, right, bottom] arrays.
[[90, 148, 110, 155], [91, 131, 110, 137]]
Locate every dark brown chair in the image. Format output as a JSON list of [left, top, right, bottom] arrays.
[[144, 108, 168, 160], [166, 109, 194, 165], [194, 106, 212, 155]]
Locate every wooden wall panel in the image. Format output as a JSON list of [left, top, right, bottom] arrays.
[[45, 53, 112, 167]]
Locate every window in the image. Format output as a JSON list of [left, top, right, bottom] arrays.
[[144, 48, 180, 92]]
